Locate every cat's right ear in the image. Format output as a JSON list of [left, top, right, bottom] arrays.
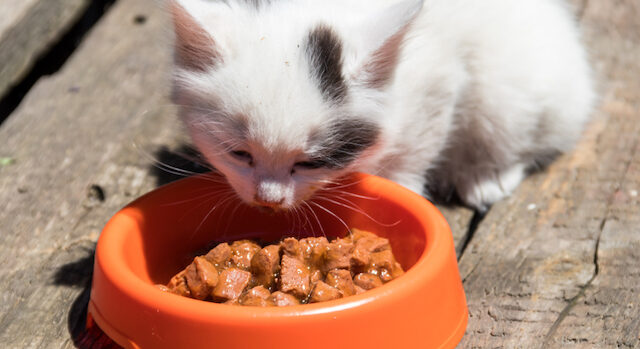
[[348, 0, 424, 88], [169, 0, 222, 71]]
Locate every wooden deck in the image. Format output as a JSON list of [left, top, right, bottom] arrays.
[[0, 0, 638, 347]]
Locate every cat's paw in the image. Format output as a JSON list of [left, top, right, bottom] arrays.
[[460, 163, 526, 212]]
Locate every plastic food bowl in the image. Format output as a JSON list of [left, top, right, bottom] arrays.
[[88, 172, 467, 349]]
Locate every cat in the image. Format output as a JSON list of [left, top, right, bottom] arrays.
[[169, 0, 594, 212]]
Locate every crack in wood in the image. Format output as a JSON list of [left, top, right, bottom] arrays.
[[0, 0, 117, 125], [457, 210, 486, 260], [541, 224, 601, 348], [542, 130, 639, 347]]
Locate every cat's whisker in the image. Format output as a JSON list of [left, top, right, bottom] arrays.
[[285, 207, 296, 233], [161, 187, 230, 206], [175, 188, 235, 224], [222, 199, 246, 234], [320, 176, 368, 191], [199, 171, 230, 183], [179, 194, 223, 242], [314, 194, 401, 228], [325, 189, 381, 201], [316, 178, 342, 186], [284, 208, 298, 235], [308, 201, 350, 236], [168, 149, 214, 170], [295, 204, 309, 233], [295, 203, 314, 234], [200, 140, 242, 154], [300, 206, 311, 232], [155, 102, 212, 114], [191, 192, 238, 239], [219, 200, 248, 242], [133, 144, 200, 177], [185, 141, 241, 159], [190, 120, 227, 128], [130, 143, 231, 187], [301, 201, 325, 238]]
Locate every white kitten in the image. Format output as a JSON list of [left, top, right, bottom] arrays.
[[169, 0, 594, 211]]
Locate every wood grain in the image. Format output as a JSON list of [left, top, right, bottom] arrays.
[[544, 1, 640, 347], [0, 0, 177, 347], [456, 0, 640, 347], [1, 0, 637, 347], [0, 0, 90, 100], [438, 205, 475, 258], [0, 1, 473, 347]]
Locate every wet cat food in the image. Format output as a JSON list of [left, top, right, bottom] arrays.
[[161, 229, 404, 306]]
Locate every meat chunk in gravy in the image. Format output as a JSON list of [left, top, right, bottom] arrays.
[[323, 239, 354, 271], [163, 229, 404, 306], [271, 291, 300, 307], [353, 273, 383, 290], [279, 254, 311, 299], [309, 281, 342, 303], [325, 269, 356, 297], [250, 245, 281, 288], [240, 286, 273, 307], [212, 268, 251, 301], [204, 242, 231, 267], [184, 257, 219, 300], [230, 240, 261, 270]]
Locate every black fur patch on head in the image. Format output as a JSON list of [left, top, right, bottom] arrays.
[[306, 25, 348, 103], [311, 119, 380, 169], [242, 0, 274, 9]]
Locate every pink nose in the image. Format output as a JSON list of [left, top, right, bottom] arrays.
[[253, 194, 284, 208]]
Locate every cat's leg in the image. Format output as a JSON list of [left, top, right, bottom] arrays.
[[457, 163, 527, 212]]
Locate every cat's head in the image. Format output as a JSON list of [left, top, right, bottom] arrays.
[[169, 0, 422, 209]]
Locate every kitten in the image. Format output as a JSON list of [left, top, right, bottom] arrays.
[[169, 0, 594, 211]]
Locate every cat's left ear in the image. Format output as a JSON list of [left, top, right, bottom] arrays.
[[169, 0, 226, 71], [348, 0, 424, 88]]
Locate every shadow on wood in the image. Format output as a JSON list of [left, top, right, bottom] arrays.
[[150, 144, 211, 187], [54, 245, 122, 348], [53, 244, 119, 349]]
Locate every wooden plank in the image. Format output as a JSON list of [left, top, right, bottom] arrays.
[[456, 0, 640, 347], [0, 0, 177, 347], [0, 0, 474, 347], [543, 0, 640, 346], [438, 205, 475, 258], [0, 0, 91, 100]]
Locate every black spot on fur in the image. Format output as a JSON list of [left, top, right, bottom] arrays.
[[217, 0, 274, 10], [313, 119, 380, 169], [242, 0, 274, 9], [306, 25, 347, 103]]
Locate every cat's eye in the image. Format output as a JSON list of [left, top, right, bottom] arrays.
[[230, 150, 253, 164], [294, 160, 325, 170]]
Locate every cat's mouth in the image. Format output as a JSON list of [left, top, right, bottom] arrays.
[[254, 205, 281, 214]]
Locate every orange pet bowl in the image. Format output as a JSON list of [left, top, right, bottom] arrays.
[[88, 173, 467, 348]]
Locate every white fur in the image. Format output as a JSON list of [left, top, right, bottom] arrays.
[[171, 0, 594, 210]]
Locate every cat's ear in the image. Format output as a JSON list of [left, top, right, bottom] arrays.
[[169, 0, 224, 71], [350, 0, 424, 88]]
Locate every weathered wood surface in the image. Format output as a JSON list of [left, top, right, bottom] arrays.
[[0, 0, 176, 347], [439, 205, 475, 258], [457, 0, 640, 347], [0, 0, 91, 100], [0, 0, 474, 347], [0, 0, 637, 347]]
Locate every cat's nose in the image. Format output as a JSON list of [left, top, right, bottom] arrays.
[[253, 194, 284, 208], [254, 180, 286, 208]]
